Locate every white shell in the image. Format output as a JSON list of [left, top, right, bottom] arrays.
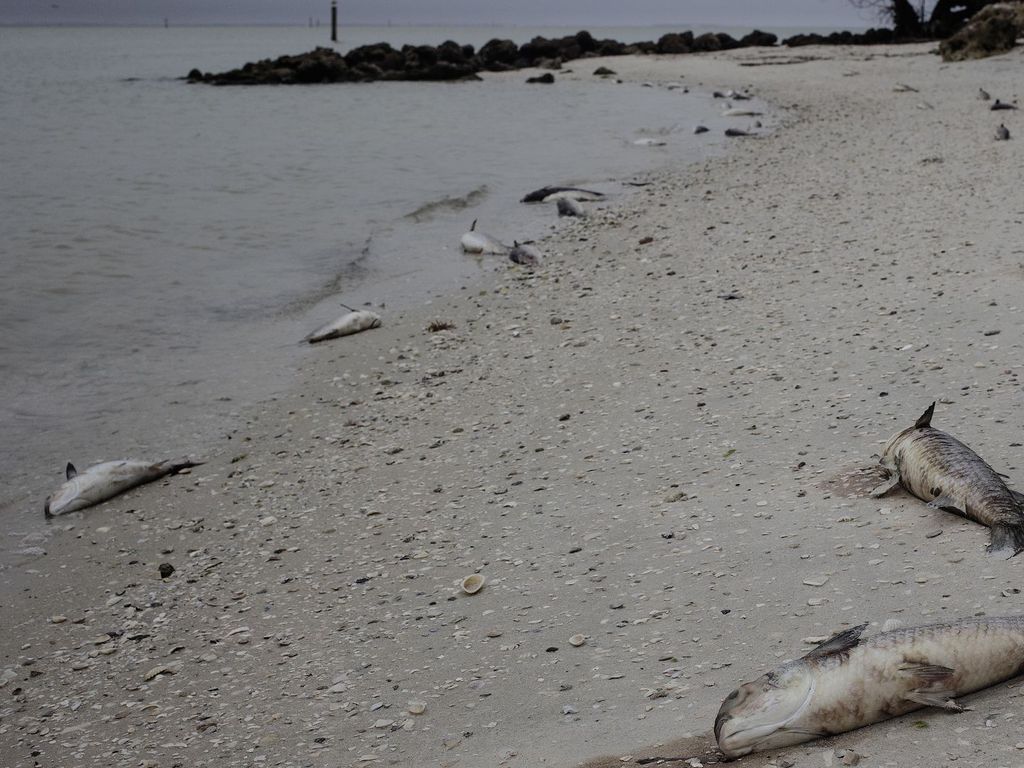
[[306, 310, 381, 343], [461, 574, 485, 595]]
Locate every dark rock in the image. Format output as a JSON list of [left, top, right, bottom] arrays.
[[783, 27, 897, 47], [186, 68, 204, 82], [158, 563, 175, 579], [575, 30, 597, 53], [526, 72, 555, 84], [739, 29, 778, 47], [479, 38, 519, 69], [593, 66, 616, 76], [657, 31, 694, 54], [594, 39, 627, 56], [692, 32, 723, 51]]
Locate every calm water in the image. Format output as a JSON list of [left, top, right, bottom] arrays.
[[0, 24, 774, 537]]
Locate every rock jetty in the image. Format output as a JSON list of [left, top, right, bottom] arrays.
[[185, 29, 781, 85]]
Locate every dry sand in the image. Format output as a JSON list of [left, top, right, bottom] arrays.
[[3, 42, 1024, 768]]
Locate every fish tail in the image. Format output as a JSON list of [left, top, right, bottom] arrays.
[[163, 457, 204, 474], [987, 522, 1024, 558]]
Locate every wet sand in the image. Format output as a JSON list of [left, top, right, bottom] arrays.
[[3, 43, 1024, 768]]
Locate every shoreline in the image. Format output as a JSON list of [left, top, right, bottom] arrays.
[[0, 45, 734, 533], [4, 41, 1024, 768]]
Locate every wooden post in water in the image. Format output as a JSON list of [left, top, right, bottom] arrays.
[[330, 1, 338, 42]]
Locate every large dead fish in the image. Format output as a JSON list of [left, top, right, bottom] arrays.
[[305, 308, 381, 343], [459, 219, 507, 255], [45, 458, 202, 518], [869, 402, 1024, 557], [520, 185, 604, 204], [715, 616, 1024, 758]]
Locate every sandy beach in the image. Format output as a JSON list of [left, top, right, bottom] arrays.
[[3, 41, 1024, 768]]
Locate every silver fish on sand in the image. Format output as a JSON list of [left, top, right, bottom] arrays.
[[716, 616, 1024, 758], [520, 185, 604, 204], [870, 402, 1024, 557], [556, 197, 585, 217], [45, 458, 202, 518], [306, 309, 382, 343], [459, 219, 508, 255], [509, 241, 543, 267]]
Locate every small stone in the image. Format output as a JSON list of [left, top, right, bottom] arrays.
[[49, 615, 67, 624], [373, 719, 394, 729], [158, 563, 175, 578], [407, 701, 426, 715], [807, 598, 825, 606], [569, 634, 586, 647], [561, 704, 578, 715], [841, 750, 863, 766], [259, 515, 277, 526], [925, 529, 942, 539], [803, 576, 829, 587]]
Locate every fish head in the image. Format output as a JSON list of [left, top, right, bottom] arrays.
[[715, 663, 817, 758]]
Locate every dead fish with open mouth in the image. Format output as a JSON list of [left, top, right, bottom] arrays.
[[716, 615, 1024, 758], [869, 402, 1024, 557], [45, 458, 202, 518]]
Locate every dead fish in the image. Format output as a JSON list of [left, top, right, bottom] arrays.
[[459, 219, 507, 255], [716, 615, 1024, 758], [306, 309, 381, 343], [520, 186, 604, 204], [45, 458, 202, 518], [556, 197, 585, 217], [870, 402, 1024, 557], [991, 99, 1017, 111], [509, 241, 543, 267], [996, 124, 1011, 141], [724, 128, 753, 137]]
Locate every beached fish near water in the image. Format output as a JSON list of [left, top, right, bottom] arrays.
[[306, 309, 381, 343], [459, 219, 507, 254], [869, 402, 1024, 557], [520, 186, 604, 204], [45, 458, 202, 518], [556, 197, 585, 217], [716, 615, 1024, 758], [509, 241, 543, 267]]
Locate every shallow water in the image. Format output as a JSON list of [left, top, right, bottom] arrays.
[[0, 24, 769, 535]]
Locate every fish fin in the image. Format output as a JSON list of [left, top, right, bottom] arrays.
[[65, 462, 78, 480], [914, 402, 936, 429], [470, 218, 477, 231], [904, 688, 965, 712], [899, 663, 955, 683], [987, 522, 1024, 559], [869, 474, 900, 498], [927, 495, 963, 514], [803, 623, 868, 660]]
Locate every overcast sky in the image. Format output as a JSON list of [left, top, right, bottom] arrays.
[[1, 1, 877, 28]]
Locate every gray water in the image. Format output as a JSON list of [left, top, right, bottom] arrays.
[[0, 24, 774, 537]]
